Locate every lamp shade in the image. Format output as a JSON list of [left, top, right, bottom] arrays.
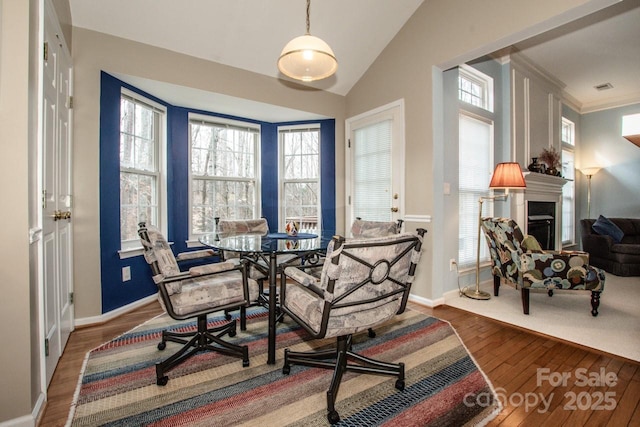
[[488, 162, 526, 189], [580, 167, 601, 177], [278, 34, 338, 82]]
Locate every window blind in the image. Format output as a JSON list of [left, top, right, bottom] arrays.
[[458, 113, 493, 266], [353, 119, 392, 221]]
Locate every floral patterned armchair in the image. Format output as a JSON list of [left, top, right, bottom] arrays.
[[279, 229, 426, 424], [481, 217, 605, 316]]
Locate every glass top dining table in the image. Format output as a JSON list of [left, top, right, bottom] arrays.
[[199, 230, 335, 364]]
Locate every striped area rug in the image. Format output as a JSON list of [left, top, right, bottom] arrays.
[[67, 308, 500, 426]]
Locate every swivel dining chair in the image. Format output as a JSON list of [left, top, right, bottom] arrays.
[[279, 229, 426, 424], [138, 222, 258, 385]]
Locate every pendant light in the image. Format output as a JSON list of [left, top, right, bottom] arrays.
[[278, 0, 337, 82]]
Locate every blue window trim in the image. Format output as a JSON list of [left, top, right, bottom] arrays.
[[99, 72, 335, 313]]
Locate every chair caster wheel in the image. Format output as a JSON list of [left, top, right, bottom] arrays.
[[243, 359, 250, 367], [157, 342, 166, 351], [328, 410, 340, 424], [282, 365, 290, 375], [368, 328, 376, 338], [225, 312, 232, 320], [157, 376, 169, 386], [395, 379, 405, 391], [228, 330, 236, 338], [548, 290, 554, 297]]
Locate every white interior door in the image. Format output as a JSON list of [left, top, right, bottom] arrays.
[[345, 100, 405, 229], [42, 7, 74, 387]]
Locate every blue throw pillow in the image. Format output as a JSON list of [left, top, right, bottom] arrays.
[[592, 215, 624, 243]]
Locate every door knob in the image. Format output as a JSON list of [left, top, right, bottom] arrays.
[[52, 210, 72, 221]]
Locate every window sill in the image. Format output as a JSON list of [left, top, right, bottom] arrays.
[[119, 241, 175, 259], [186, 239, 206, 248], [118, 246, 144, 259]]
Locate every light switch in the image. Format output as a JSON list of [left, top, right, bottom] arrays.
[[122, 266, 131, 282]]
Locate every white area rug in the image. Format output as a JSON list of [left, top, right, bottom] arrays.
[[445, 274, 640, 362]]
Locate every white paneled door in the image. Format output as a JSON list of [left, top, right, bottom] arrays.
[[42, 6, 74, 387], [345, 101, 405, 229]]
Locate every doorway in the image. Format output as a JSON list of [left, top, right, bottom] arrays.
[[345, 100, 405, 228]]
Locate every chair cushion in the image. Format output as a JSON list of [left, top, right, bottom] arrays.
[[166, 273, 259, 316], [592, 215, 624, 243], [217, 219, 269, 235], [351, 219, 399, 238], [522, 235, 543, 252], [520, 252, 604, 291], [283, 282, 400, 338]]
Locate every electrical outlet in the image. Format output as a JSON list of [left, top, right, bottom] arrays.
[[122, 266, 131, 282], [449, 259, 457, 272]]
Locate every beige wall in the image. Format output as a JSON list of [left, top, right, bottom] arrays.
[[51, 0, 72, 48], [345, 0, 617, 300], [71, 28, 347, 318], [0, 0, 36, 422], [0, 0, 622, 423]]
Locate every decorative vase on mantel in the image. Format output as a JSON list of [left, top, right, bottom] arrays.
[[528, 158, 544, 173], [545, 166, 560, 176]]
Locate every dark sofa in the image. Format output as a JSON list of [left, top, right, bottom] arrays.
[[580, 218, 640, 276]]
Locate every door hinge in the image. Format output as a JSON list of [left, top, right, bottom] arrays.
[[45, 338, 49, 356], [69, 292, 74, 304], [348, 196, 351, 205], [44, 42, 49, 61], [69, 96, 73, 109], [348, 139, 351, 148], [42, 190, 47, 209]]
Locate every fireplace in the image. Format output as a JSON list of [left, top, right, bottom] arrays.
[[510, 172, 568, 251], [527, 201, 555, 250]]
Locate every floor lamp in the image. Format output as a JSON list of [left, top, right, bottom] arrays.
[[462, 162, 527, 300], [580, 167, 601, 219]]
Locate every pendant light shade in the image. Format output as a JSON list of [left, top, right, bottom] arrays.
[[278, 0, 337, 82]]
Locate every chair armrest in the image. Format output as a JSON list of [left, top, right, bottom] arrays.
[[188, 261, 238, 276], [520, 250, 590, 274], [175, 249, 218, 262], [283, 266, 325, 298], [558, 250, 589, 265]]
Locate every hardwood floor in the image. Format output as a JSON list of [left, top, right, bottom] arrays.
[[38, 301, 639, 426]]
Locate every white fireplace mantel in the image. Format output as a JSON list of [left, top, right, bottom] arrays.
[[510, 172, 569, 249], [522, 172, 568, 195]]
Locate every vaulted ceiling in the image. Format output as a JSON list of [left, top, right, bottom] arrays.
[[69, 0, 639, 115]]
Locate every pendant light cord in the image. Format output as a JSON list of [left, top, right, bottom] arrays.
[[305, 0, 311, 35]]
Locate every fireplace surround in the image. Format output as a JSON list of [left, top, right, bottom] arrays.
[[510, 171, 568, 250]]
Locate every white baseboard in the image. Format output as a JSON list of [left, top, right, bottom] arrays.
[[0, 414, 35, 427], [409, 292, 445, 308], [74, 294, 158, 327]]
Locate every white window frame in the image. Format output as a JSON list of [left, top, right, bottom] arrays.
[[457, 65, 495, 268], [561, 117, 576, 246], [118, 89, 167, 255], [278, 124, 321, 232], [458, 64, 494, 113], [188, 113, 261, 240]]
